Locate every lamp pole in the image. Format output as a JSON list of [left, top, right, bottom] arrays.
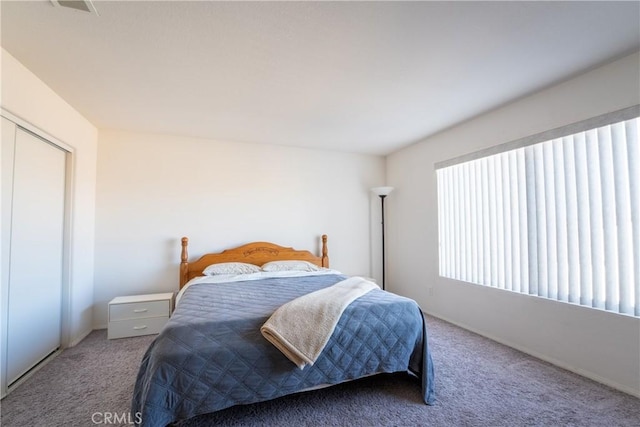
[[371, 186, 393, 291], [379, 194, 387, 291]]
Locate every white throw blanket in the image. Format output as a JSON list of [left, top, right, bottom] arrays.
[[260, 277, 379, 369]]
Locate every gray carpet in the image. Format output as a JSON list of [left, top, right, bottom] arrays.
[[1, 315, 638, 427]]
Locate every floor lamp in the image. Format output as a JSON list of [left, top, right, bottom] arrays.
[[371, 186, 393, 290]]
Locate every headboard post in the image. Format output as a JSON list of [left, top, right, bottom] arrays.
[[321, 234, 329, 267], [180, 237, 189, 289]]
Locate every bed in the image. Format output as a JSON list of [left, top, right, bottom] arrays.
[[132, 235, 435, 426]]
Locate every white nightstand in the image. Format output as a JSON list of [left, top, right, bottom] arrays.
[[108, 292, 174, 339]]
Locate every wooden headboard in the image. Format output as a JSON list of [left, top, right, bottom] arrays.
[[180, 235, 329, 288]]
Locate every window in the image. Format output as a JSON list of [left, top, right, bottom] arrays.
[[436, 106, 639, 317]]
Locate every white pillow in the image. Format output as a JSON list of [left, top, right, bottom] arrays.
[[202, 262, 261, 276], [261, 260, 322, 272]]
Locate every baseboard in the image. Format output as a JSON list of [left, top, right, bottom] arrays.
[[69, 327, 93, 347], [423, 310, 640, 399]]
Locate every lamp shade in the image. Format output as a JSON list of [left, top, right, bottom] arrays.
[[371, 186, 394, 197]]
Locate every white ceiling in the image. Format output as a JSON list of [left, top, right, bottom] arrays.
[[1, 1, 639, 155]]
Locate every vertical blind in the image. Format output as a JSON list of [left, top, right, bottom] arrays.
[[437, 116, 639, 317]]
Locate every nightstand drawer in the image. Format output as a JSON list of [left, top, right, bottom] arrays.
[[109, 300, 170, 322], [107, 316, 169, 339]]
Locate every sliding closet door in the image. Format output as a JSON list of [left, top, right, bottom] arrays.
[[6, 127, 66, 385], [1, 118, 17, 396]]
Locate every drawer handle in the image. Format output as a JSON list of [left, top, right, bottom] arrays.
[[133, 309, 148, 313], [133, 325, 148, 330]]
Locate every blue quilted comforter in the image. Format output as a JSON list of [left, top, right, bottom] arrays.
[[132, 274, 435, 426]]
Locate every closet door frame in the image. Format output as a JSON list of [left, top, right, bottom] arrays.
[[0, 109, 74, 398]]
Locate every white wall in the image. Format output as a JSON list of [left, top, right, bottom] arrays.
[[1, 48, 98, 346], [387, 51, 640, 396], [94, 130, 385, 327]]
